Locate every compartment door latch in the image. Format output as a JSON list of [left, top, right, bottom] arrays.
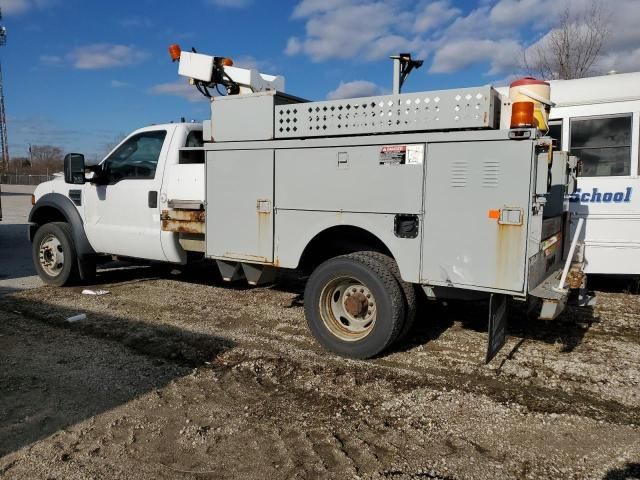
[[256, 199, 272, 213]]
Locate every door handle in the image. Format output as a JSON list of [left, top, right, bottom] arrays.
[[148, 191, 158, 208]]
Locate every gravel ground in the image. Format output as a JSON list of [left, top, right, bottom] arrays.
[[0, 265, 639, 480]]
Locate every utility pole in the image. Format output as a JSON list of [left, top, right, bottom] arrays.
[[0, 9, 8, 173]]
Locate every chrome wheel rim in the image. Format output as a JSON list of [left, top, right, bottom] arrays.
[[319, 276, 377, 342], [38, 234, 65, 277]]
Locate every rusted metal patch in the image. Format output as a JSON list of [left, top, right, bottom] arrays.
[[162, 219, 205, 234], [495, 222, 524, 290], [566, 266, 585, 290], [161, 209, 205, 234], [161, 209, 205, 222]]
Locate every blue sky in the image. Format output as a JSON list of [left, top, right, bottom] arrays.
[[1, 0, 639, 159]]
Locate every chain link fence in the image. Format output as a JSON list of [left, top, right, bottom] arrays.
[[0, 173, 56, 185]]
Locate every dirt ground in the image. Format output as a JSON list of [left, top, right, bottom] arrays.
[[1, 265, 639, 480]]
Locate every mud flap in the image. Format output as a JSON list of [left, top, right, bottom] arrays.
[[486, 294, 508, 364]]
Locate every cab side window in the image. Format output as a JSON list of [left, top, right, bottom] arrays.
[[570, 114, 632, 177], [103, 131, 167, 183], [185, 130, 204, 147], [179, 130, 205, 164]]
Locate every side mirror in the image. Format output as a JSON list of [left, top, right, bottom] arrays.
[[64, 153, 85, 184]]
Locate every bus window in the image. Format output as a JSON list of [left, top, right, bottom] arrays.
[[570, 114, 632, 177], [548, 120, 562, 147]]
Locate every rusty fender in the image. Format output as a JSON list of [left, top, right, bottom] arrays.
[[161, 209, 205, 234]]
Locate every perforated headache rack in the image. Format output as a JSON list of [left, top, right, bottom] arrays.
[[209, 86, 502, 143], [274, 86, 501, 139]]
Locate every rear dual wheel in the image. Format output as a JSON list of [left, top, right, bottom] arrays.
[[304, 252, 410, 359], [351, 251, 417, 343]]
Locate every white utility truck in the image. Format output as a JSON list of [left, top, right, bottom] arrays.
[[29, 49, 582, 361]]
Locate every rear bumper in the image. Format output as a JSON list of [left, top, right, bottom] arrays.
[[529, 268, 568, 320]]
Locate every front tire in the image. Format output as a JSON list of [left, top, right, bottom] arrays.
[[32, 222, 79, 286], [304, 253, 405, 359]]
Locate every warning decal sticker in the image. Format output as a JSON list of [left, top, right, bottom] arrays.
[[379, 144, 424, 166]]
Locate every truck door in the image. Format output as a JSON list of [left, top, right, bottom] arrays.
[[82, 128, 174, 260]]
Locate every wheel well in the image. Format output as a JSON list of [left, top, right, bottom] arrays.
[[299, 225, 393, 273], [31, 206, 67, 227]]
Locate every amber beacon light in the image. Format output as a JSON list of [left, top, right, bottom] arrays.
[[168, 44, 181, 62], [510, 101, 535, 129]]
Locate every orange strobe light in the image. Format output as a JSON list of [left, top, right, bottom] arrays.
[[510, 101, 535, 129], [168, 44, 181, 62], [222, 57, 233, 67]]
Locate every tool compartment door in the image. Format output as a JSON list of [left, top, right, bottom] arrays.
[[206, 149, 274, 263], [421, 140, 534, 293]]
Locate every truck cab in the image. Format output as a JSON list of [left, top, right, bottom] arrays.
[[29, 122, 203, 284]]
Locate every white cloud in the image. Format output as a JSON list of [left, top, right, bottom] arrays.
[[0, 0, 54, 15], [110, 80, 132, 88], [327, 80, 382, 100], [514, 0, 640, 76], [425, 0, 640, 77], [0, 0, 29, 15], [413, 1, 461, 33], [285, 37, 302, 56], [39, 54, 62, 66], [430, 39, 521, 74], [149, 80, 206, 103], [292, 0, 346, 18], [593, 0, 640, 73], [286, 0, 640, 79], [207, 0, 252, 8], [232, 55, 274, 72], [489, 0, 548, 29], [68, 44, 148, 70], [286, 0, 418, 61], [119, 16, 153, 28]]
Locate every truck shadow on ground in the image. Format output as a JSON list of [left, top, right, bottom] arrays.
[[588, 274, 640, 295], [100, 262, 601, 354], [84, 262, 597, 357], [603, 462, 640, 480], [0, 294, 234, 459], [407, 297, 596, 355], [272, 272, 599, 356], [0, 224, 35, 282]]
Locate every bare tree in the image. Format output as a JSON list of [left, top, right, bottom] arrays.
[[524, 1, 611, 80], [30, 145, 64, 174]]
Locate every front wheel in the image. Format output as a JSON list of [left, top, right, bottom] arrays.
[[304, 253, 405, 359], [32, 222, 79, 286]]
